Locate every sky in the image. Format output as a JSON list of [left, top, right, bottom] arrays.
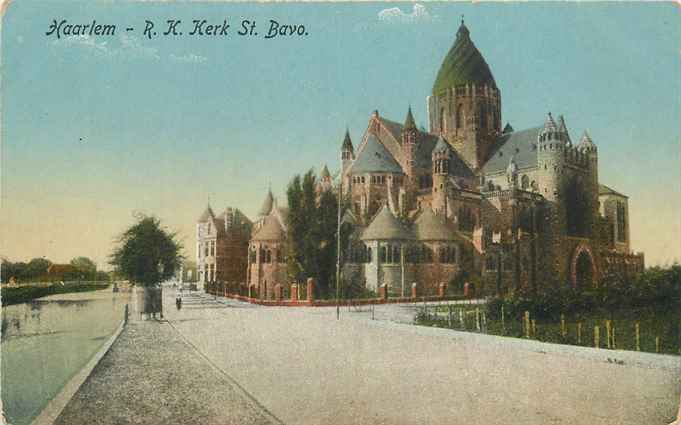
[[1, 2, 679, 269]]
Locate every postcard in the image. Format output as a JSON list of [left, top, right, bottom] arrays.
[[1, 2, 679, 424]]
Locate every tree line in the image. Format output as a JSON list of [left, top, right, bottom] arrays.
[[1, 256, 109, 283]]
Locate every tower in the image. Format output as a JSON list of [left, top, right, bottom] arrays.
[[340, 129, 354, 177], [401, 106, 418, 178], [427, 19, 501, 170], [431, 136, 452, 216]]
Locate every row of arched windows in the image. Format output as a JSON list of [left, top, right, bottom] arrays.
[[347, 244, 459, 265], [249, 247, 285, 264]]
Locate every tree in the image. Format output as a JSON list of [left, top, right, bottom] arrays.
[[70, 257, 97, 279], [109, 216, 183, 286], [26, 258, 52, 279]]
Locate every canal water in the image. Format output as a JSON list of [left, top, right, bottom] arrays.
[[1, 288, 130, 425]]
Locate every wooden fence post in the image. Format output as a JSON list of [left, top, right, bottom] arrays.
[[594, 326, 600, 348], [635, 322, 640, 352], [655, 336, 660, 353], [531, 319, 536, 339], [448, 305, 453, 328], [482, 311, 487, 333], [560, 314, 566, 339], [524, 311, 530, 339], [612, 326, 616, 350], [501, 304, 506, 335], [459, 309, 464, 329], [475, 308, 481, 332], [577, 322, 582, 345], [605, 320, 612, 349]]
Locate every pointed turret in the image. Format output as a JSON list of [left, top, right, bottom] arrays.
[[557, 115, 571, 145], [502, 123, 514, 134], [341, 128, 353, 152], [539, 112, 558, 142], [404, 106, 417, 130], [258, 189, 274, 217], [341, 128, 355, 179], [577, 130, 597, 153]]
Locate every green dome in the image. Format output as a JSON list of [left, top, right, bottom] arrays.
[[432, 22, 496, 95]]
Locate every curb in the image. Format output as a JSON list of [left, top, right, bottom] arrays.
[[31, 304, 129, 425]]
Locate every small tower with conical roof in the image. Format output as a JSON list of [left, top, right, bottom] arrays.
[[340, 128, 354, 178], [537, 112, 566, 203], [402, 106, 418, 178], [432, 136, 452, 216], [427, 19, 501, 170]]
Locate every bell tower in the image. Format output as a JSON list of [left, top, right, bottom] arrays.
[[427, 19, 501, 171]]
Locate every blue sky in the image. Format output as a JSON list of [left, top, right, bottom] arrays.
[[1, 2, 679, 268]]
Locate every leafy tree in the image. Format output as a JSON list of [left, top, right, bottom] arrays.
[[109, 216, 183, 286], [27, 258, 52, 278], [70, 257, 97, 279], [285, 169, 346, 298]]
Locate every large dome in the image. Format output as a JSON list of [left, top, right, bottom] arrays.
[[432, 22, 496, 95]]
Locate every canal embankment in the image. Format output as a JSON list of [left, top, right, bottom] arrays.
[[1, 289, 130, 425], [1, 281, 112, 306]]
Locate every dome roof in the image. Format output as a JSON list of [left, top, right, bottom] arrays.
[[360, 205, 414, 241], [251, 216, 284, 241], [414, 207, 458, 241], [432, 21, 496, 95], [258, 189, 274, 216]]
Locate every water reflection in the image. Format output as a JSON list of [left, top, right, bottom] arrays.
[[1, 289, 129, 425]]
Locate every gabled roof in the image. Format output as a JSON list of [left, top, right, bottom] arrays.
[[375, 116, 473, 177], [482, 126, 542, 174], [414, 207, 459, 241], [360, 205, 414, 241], [599, 184, 627, 198], [432, 21, 496, 95], [251, 215, 285, 241], [198, 205, 215, 222], [348, 134, 403, 175]]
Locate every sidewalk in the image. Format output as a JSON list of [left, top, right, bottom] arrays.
[[53, 316, 281, 425]]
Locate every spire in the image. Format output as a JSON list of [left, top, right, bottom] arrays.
[[502, 122, 514, 134], [544, 112, 557, 132], [404, 106, 416, 130], [557, 114, 571, 145], [457, 16, 470, 39], [341, 128, 354, 152], [258, 188, 274, 217], [577, 130, 597, 152]]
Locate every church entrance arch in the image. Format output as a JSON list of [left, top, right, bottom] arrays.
[[570, 244, 597, 289]]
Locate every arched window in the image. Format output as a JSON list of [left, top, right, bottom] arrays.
[[459, 206, 475, 232], [367, 247, 373, 263], [393, 245, 400, 263], [265, 249, 272, 264], [487, 181, 495, 191], [379, 246, 387, 263], [456, 104, 463, 129], [521, 175, 529, 190]]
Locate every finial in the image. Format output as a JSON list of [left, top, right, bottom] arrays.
[[461, 14, 464, 25]]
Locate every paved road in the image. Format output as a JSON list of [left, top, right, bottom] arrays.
[[166, 291, 680, 425], [54, 294, 281, 425]]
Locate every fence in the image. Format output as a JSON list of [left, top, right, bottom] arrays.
[[416, 304, 680, 356]]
